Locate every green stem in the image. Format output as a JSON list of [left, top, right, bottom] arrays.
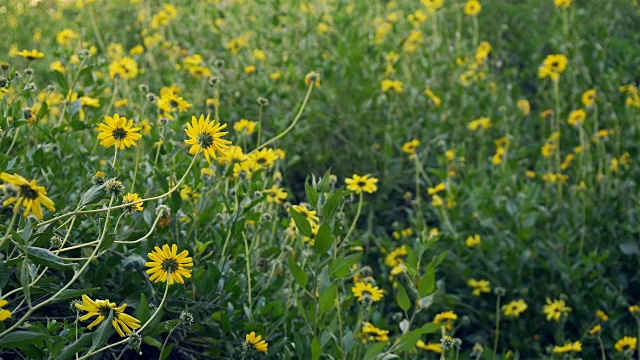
[[493, 295, 502, 359], [341, 192, 363, 248]]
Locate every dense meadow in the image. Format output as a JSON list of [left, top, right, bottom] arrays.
[[0, 0, 640, 358]]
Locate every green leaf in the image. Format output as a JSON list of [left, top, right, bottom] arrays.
[[25, 246, 75, 270], [317, 168, 332, 193], [57, 287, 100, 301], [52, 71, 69, 94], [137, 293, 151, 323], [318, 284, 337, 314], [160, 343, 175, 360], [311, 337, 321, 360], [322, 191, 343, 221], [328, 253, 362, 279], [69, 100, 82, 117], [314, 223, 332, 254], [397, 282, 411, 312], [305, 178, 319, 209], [143, 335, 163, 348], [396, 328, 426, 352], [78, 184, 105, 207], [58, 333, 94, 360], [288, 256, 308, 287], [0, 260, 9, 290], [289, 208, 312, 237], [0, 331, 48, 348], [420, 322, 442, 334], [418, 263, 435, 297], [98, 233, 115, 253], [363, 341, 388, 360], [20, 259, 31, 308], [90, 309, 114, 351], [36, 101, 48, 120]]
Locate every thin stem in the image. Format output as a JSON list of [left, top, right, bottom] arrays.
[[158, 319, 184, 360], [341, 192, 363, 248], [252, 82, 314, 153], [257, 104, 263, 147], [112, 146, 119, 169], [493, 295, 502, 359], [37, 148, 200, 228], [0, 209, 20, 250], [243, 233, 253, 316]]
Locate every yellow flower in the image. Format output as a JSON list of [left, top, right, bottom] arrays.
[[424, 89, 442, 107], [16, 49, 45, 60], [402, 139, 419, 156], [427, 183, 445, 195], [614, 336, 637, 352], [384, 245, 407, 268], [539, 54, 568, 80], [352, 281, 384, 302], [0, 173, 56, 220], [630, 305, 640, 313], [553, 341, 581, 354], [582, 89, 596, 107], [157, 91, 192, 114], [554, 0, 572, 9], [269, 71, 283, 80], [416, 340, 443, 353], [596, 310, 609, 322], [431, 194, 444, 207], [180, 186, 200, 202], [525, 170, 536, 179], [244, 65, 256, 74], [290, 204, 320, 227], [56, 29, 78, 45], [0, 300, 12, 321], [543, 298, 571, 322], [588, 324, 602, 335], [263, 185, 288, 205], [252, 49, 266, 61], [466, 234, 481, 248], [96, 114, 142, 150], [130, 45, 144, 56], [467, 279, 491, 296], [517, 99, 531, 115], [501, 299, 528, 317], [184, 115, 232, 165], [248, 148, 279, 170], [345, 174, 379, 194], [468, 117, 492, 131], [50, 60, 67, 74], [464, 0, 482, 16], [108, 57, 138, 80], [561, 154, 575, 170], [381, 79, 403, 93], [234, 119, 256, 135], [567, 109, 586, 126], [75, 295, 141, 337], [360, 322, 390, 343], [145, 244, 193, 285], [245, 332, 268, 352], [122, 193, 143, 213], [421, 0, 444, 12], [305, 71, 321, 87]]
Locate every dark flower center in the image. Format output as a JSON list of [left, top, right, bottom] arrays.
[[197, 132, 213, 148], [112, 127, 128, 140], [162, 258, 178, 273], [170, 100, 178, 108], [551, 61, 559, 68], [19, 185, 39, 200], [99, 305, 112, 318], [357, 181, 366, 187], [256, 157, 267, 165]]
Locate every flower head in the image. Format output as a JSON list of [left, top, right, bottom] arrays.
[[16, 49, 44, 61], [464, 0, 481, 16], [245, 331, 268, 353], [0, 300, 12, 321], [567, 109, 587, 126], [553, 341, 581, 354], [184, 115, 231, 165], [122, 193, 143, 213], [145, 244, 193, 285], [615, 336, 637, 352], [345, 174, 378, 194], [417, 340, 443, 353], [501, 299, 528, 318], [467, 279, 491, 296], [75, 295, 141, 337], [539, 54, 568, 81], [352, 281, 384, 302], [96, 114, 142, 150], [582, 89, 596, 107], [554, 0, 572, 9], [543, 298, 571, 322], [360, 322, 389, 343], [1, 172, 55, 220], [402, 139, 420, 157]]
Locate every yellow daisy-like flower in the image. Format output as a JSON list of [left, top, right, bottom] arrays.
[[16, 49, 44, 60], [75, 295, 141, 337], [360, 322, 390, 343], [96, 114, 142, 150], [567, 109, 586, 126], [305, 71, 321, 87], [543, 298, 571, 322], [464, 0, 481, 16], [0, 300, 12, 321], [381, 79, 403, 93], [245, 331, 268, 352], [553, 341, 581, 354], [554, 0, 572, 9], [352, 281, 384, 302], [345, 174, 378, 194], [402, 139, 420, 156], [596, 310, 609, 322], [467, 279, 491, 296], [145, 244, 194, 285], [433, 311, 458, 326], [629, 305, 640, 313], [517, 99, 531, 115], [614, 336, 637, 352], [466, 234, 481, 248], [582, 89, 596, 107], [539, 54, 568, 80], [157, 91, 192, 114], [0, 172, 55, 220], [184, 114, 232, 165], [122, 193, 143, 213], [468, 117, 492, 131], [501, 299, 528, 318], [263, 184, 288, 205], [416, 340, 443, 353], [247, 148, 279, 170], [234, 119, 256, 135], [588, 324, 602, 335]]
